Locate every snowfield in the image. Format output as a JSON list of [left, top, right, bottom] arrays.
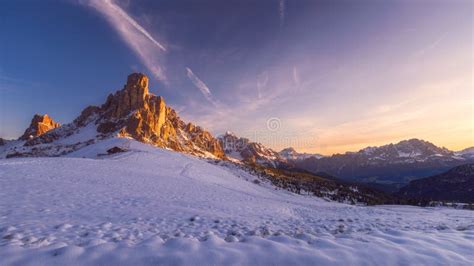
[[0, 139, 473, 265]]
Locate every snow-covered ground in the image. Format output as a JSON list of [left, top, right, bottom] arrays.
[[1, 139, 473, 265]]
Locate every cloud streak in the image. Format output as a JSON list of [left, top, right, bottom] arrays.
[[86, 0, 167, 80], [414, 32, 447, 57], [256, 71, 268, 99], [292, 66, 300, 87], [104, 0, 166, 52], [186, 67, 219, 107], [279, 0, 286, 27]]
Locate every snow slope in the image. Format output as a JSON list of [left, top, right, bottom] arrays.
[[1, 139, 473, 265]]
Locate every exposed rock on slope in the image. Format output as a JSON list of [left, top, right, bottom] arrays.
[[5, 73, 224, 158], [19, 114, 60, 140]]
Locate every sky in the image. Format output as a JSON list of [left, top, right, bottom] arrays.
[[0, 0, 472, 155]]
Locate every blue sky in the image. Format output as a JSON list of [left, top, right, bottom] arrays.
[[0, 0, 472, 154]]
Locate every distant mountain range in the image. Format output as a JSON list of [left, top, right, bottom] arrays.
[[294, 139, 474, 191], [217, 132, 324, 168], [217, 132, 474, 192], [279, 147, 323, 161], [455, 147, 474, 160], [218, 132, 282, 167], [1, 73, 472, 198], [397, 164, 474, 203], [0, 73, 400, 205]]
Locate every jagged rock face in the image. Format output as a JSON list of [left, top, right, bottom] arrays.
[[0, 138, 4, 146], [73, 73, 224, 158], [102, 73, 150, 119], [11, 73, 224, 158], [89, 73, 224, 158], [19, 114, 60, 140], [219, 132, 250, 153]]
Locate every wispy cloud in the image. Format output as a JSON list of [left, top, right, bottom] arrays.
[[414, 32, 447, 57], [256, 71, 268, 99], [279, 0, 286, 27], [85, 0, 167, 80], [0, 74, 49, 92], [186, 67, 219, 107], [292, 66, 300, 88]]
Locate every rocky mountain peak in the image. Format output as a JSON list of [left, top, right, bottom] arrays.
[[19, 114, 60, 140], [218, 132, 249, 152], [126, 72, 149, 94], [95, 73, 224, 158], [101, 73, 154, 119], [18, 73, 225, 159], [280, 147, 297, 154], [217, 132, 285, 166], [124, 72, 149, 107], [279, 147, 323, 161]]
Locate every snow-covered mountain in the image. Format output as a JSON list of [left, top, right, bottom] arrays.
[[1, 139, 473, 265], [0, 73, 224, 159], [0, 73, 396, 204], [455, 147, 474, 160], [358, 139, 459, 163], [296, 139, 474, 188], [279, 147, 323, 161], [218, 131, 284, 167], [217, 133, 324, 167]]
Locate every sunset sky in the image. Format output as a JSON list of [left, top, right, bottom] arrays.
[[0, 0, 472, 155]]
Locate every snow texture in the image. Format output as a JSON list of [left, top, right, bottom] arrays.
[[1, 139, 473, 265]]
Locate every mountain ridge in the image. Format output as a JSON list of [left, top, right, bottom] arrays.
[[294, 138, 474, 188], [279, 147, 323, 161], [1, 73, 224, 159], [1, 73, 472, 191], [397, 164, 474, 203], [218, 131, 284, 167]]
